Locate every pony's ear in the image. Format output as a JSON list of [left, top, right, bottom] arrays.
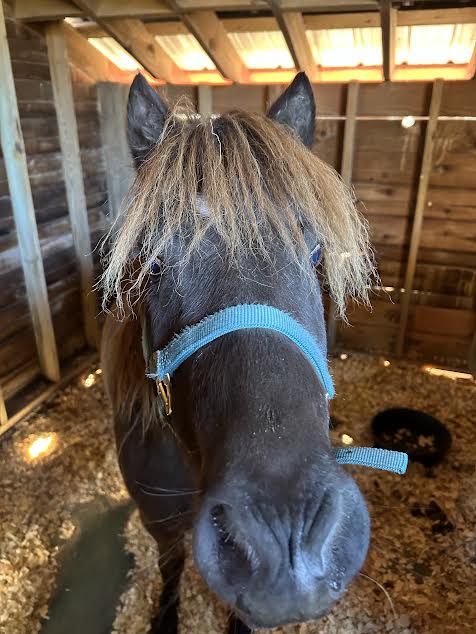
[[267, 72, 315, 149], [127, 74, 169, 167]]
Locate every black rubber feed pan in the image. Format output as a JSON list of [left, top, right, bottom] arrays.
[[371, 408, 452, 467]]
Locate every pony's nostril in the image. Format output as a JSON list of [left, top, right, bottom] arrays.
[[210, 504, 257, 581]]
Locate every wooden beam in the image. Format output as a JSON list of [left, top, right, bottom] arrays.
[[63, 21, 130, 82], [380, 0, 396, 82], [197, 84, 213, 116], [469, 330, 476, 375], [268, 6, 318, 81], [0, 386, 7, 426], [97, 82, 134, 221], [395, 80, 444, 358], [14, 0, 171, 20], [180, 10, 249, 82], [0, 352, 97, 439], [224, 16, 278, 33], [467, 40, 476, 80], [327, 81, 359, 351], [304, 12, 379, 30], [398, 7, 476, 27], [0, 1, 60, 382], [45, 21, 99, 349], [71, 1, 187, 82], [14, 0, 82, 20]]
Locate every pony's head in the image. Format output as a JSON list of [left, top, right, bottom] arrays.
[[103, 73, 375, 628]]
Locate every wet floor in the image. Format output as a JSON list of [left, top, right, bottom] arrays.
[[0, 357, 475, 634]]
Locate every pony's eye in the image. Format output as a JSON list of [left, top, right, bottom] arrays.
[[310, 244, 321, 266], [150, 259, 162, 275]]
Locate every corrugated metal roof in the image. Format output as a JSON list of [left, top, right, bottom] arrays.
[[155, 34, 215, 71], [396, 24, 476, 65], [227, 31, 294, 69], [306, 24, 476, 69], [88, 37, 143, 71], [306, 27, 382, 67]]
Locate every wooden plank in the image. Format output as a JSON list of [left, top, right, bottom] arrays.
[[398, 7, 476, 27], [197, 84, 213, 116], [0, 351, 97, 438], [380, 0, 396, 82], [71, 1, 186, 82], [179, 9, 248, 82], [268, 7, 318, 81], [0, 385, 7, 425], [304, 7, 476, 30], [327, 81, 359, 350], [45, 21, 99, 349], [14, 0, 82, 20], [0, 0, 60, 382], [467, 40, 476, 80], [223, 17, 278, 33], [97, 82, 134, 221], [395, 80, 444, 357], [304, 12, 380, 30], [14, 0, 171, 20], [63, 21, 129, 83]]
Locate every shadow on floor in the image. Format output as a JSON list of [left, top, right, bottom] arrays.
[[41, 498, 134, 634]]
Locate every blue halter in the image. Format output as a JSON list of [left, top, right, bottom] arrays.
[[145, 304, 408, 476]]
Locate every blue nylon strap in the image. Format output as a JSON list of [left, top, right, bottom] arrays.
[[149, 304, 335, 399], [333, 447, 408, 475], [147, 303, 408, 475]]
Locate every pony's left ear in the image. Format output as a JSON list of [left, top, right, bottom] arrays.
[[267, 72, 316, 149], [127, 73, 169, 168]]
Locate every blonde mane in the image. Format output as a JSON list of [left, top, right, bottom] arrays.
[[101, 105, 376, 317]]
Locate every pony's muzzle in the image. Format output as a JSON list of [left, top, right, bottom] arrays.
[[192, 475, 370, 628]]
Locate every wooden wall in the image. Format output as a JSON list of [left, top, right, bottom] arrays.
[[0, 11, 105, 401], [214, 81, 476, 368]]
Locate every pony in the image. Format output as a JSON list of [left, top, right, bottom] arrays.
[[100, 72, 375, 634]]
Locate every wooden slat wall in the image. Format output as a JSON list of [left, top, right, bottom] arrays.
[[193, 81, 476, 369], [0, 7, 107, 400]]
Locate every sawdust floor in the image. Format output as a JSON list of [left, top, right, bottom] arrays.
[[0, 355, 475, 634]]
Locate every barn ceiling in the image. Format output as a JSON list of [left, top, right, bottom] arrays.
[[14, 1, 476, 84]]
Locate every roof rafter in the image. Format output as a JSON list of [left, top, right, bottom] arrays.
[[267, 4, 318, 81], [70, 1, 187, 82], [161, 1, 249, 82]]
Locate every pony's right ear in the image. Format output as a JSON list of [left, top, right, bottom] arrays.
[[127, 74, 169, 168]]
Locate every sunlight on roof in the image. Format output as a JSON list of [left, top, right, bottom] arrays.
[[306, 28, 382, 67], [396, 24, 476, 65], [88, 37, 143, 71], [228, 31, 294, 70], [155, 34, 215, 71]]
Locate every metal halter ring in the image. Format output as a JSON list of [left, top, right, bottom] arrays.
[[156, 373, 172, 416]]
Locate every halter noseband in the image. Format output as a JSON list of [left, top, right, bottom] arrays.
[[142, 303, 408, 476]]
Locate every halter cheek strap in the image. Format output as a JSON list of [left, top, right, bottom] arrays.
[[144, 304, 408, 476]]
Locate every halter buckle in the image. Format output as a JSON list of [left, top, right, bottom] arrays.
[[156, 373, 172, 416]]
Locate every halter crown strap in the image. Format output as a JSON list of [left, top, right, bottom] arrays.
[[146, 304, 334, 399]]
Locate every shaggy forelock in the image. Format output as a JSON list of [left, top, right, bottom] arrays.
[[100, 105, 376, 318]]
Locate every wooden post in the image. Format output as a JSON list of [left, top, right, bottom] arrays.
[[327, 81, 360, 350], [0, 386, 7, 426], [395, 80, 444, 357], [97, 82, 134, 221], [197, 85, 213, 117], [0, 0, 60, 382], [46, 21, 99, 349], [380, 0, 396, 82], [265, 84, 283, 111]]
